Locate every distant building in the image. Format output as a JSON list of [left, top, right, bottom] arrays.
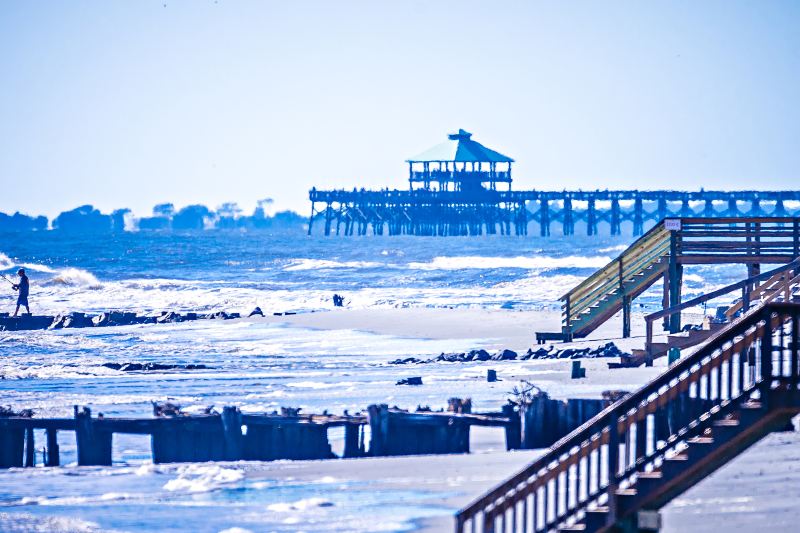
[[407, 129, 514, 192]]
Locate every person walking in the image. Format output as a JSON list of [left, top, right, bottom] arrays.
[[12, 268, 30, 317]]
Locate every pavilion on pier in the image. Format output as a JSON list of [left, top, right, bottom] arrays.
[[406, 129, 514, 192]]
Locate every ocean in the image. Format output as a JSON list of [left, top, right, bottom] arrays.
[[0, 230, 747, 532]]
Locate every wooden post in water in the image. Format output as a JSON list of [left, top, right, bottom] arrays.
[[221, 406, 243, 461], [0, 424, 25, 468], [24, 427, 34, 467], [343, 423, 361, 458], [46, 429, 59, 467], [75, 406, 112, 466]]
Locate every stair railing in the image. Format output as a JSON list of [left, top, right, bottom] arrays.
[[562, 222, 672, 339], [643, 258, 800, 363], [456, 302, 800, 533]]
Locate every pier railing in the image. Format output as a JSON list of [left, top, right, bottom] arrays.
[[457, 302, 800, 532], [308, 189, 800, 237]]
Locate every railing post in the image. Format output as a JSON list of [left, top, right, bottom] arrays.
[[792, 308, 800, 391], [563, 295, 572, 341], [760, 310, 773, 409], [606, 423, 620, 527]]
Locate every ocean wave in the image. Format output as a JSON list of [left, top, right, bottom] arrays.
[[284, 259, 385, 271], [597, 244, 629, 253], [44, 267, 103, 289], [407, 255, 612, 271], [0, 251, 58, 274]]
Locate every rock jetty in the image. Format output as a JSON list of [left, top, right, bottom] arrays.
[[389, 342, 628, 365]]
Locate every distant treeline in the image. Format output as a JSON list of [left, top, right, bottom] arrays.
[[0, 200, 305, 232]]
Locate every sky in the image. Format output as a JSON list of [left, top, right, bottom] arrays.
[[1, 0, 799, 219]]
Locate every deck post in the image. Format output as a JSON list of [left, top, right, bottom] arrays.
[[667, 230, 682, 333], [622, 295, 631, 339]]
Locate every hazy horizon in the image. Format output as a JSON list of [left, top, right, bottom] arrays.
[[2, 0, 799, 219]]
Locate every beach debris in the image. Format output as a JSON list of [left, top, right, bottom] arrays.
[[0, 406, 33, 418], [571, 361, 586, 379], [249, 306, 264, 317], [487, 369, 498, 382], [509, 381, 547, 405], [447, 398, 472, 413], [152, 401, 185, 417], [602, 390, 630, 403], [396, 376, 423, 386], [388, 342, 629, 365]]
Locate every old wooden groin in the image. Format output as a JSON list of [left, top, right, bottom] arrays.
[[0, 395, 628, 468]]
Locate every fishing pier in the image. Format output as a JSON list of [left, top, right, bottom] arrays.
[[308, 129, 800, 237]]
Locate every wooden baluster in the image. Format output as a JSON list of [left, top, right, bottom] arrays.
[[792, 311, 799, 389]]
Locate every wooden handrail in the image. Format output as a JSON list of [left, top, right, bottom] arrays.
[[644, 258, 800, 357]]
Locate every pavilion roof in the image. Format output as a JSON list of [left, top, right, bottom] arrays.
[[407, 129, 514, 163]]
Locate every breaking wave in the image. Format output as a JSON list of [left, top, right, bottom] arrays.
[[45, 268, 103, 289], [407, 255, 612, 271]]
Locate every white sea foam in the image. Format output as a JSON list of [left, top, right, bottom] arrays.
[[284, 259, 385, 271], [0, 512, 111, 532], [266, 497, 335, 512], [163, 464, 245, 493], [45, 268, 103, 289]]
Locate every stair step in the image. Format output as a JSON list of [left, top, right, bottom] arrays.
[[685, 436, 716, 460], [582, 506, 610, 531], [740, 401, 763, 410], [559, 526, 586, 532], [635, 470, 664, 491], [661, 453, 690, 476], [614, 488, 639, 515]]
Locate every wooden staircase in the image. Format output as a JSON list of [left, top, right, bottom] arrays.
[[458, 302, 800, 533], [537, 217, 800, 344], [537, 223, 672, 342]]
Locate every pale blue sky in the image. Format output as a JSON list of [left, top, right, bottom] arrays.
[[1, 1, 799, 218]]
